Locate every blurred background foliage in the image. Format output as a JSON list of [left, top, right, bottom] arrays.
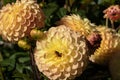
[[0, 0, 120, 80]]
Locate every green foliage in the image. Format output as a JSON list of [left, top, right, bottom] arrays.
[[3, 0, 16, 5], [0, 0, 120, 80], [0, 42, 32, 80]]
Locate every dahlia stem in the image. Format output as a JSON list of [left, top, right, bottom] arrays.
[[0, 65, 4, 80], [0, 52, 4, 80], [110, 20, 114, 29], [116, 25, 120, 31], [29, 49, 40, 80], [106, 18, 108, 27], [65, 0, 71, 12]]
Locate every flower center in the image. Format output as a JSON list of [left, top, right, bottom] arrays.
[[55, 51, 62, 57], [112, 13, 117, 16]]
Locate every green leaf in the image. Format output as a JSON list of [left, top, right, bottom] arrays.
[[56, 8, 67, 18], [3, 0, 16, 5], [13, 71, 32, 80], [10, 52, 29, 59], [18, 57, 30, 63], [0, 53, 3, 62], [43, 2, 58, 17], [24, 66, 32, 72], [98, 0, 115, 4], [0, 58, 15, 71], [16, 63, 31, 73], [16, 63, 24, 73]]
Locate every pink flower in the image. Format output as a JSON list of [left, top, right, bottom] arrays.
[[103, 5, 120, 21]]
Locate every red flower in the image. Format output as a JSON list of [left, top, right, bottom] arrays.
[[103, 5, 120, 21]]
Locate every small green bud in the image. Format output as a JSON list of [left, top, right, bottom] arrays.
[[39, 2, 45, 7], [30, 29, 44, 40], [18, 40, 31, 50]]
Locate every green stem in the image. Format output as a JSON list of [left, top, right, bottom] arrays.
[[65, 0, 71, 12], [0, 52, 4, 80], [106, 18, 108, 27], [0, 66, 4, 80], [110, 20, 114, 29], [29, 49, 40, 80]]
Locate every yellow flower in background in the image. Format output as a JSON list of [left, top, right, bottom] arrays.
[[34, 25, 88, 80], [58, 14, 96, 37], [90, 26, 120, 65], [96, 26, 116, 33], [0, 0, 45, 42]]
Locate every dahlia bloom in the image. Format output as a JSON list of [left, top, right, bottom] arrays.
[[90, 26, 120, 65], [58, 14, 96, 37], [103, 5, 120, 21], [0, 0, 45, 42], [34, 25, 88, 80]]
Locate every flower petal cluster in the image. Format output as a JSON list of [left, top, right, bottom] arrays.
[[34, 25, 88, 80], [103, 5, 120, 21], [0, 0, 45, 42], [58, 14, 96, 37], [90, 26, 120, 64]]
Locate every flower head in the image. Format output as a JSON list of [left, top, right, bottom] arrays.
[[34, 25, 88, 80], [58, 14, 96, 37], [90, 26, 120, 65], [103, 5, 120, 21], [0, 0, 45, 42]]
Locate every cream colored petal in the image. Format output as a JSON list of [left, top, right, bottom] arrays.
[[14, 32, 19, 37], [34, 25, 88, 80], [7, 36, 12, 41], [17, 16, 22, 22], [72, 63, 79, 70], [13, 37, 19, 41], [23, 26, 27, 32]]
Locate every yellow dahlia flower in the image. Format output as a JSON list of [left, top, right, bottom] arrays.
[[58, 14, 96, 37], [89, 26, 120, 65], [0, 0, 45, 42], [34, 25, 88, 80], [96, 25, 116, 33]]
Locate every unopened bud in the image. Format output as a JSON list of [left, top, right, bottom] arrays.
[[30, 29, 44, 40], [18, 40, 31, 50]]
